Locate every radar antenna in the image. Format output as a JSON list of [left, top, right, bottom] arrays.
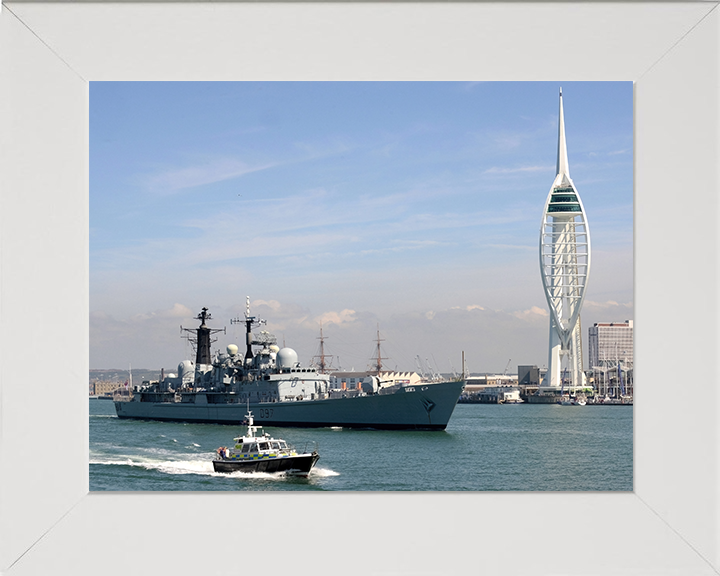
[[230, 296, 268, 361], [254, 330, 277, 347]]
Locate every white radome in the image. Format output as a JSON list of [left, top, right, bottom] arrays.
[[277, 347, 298, 369]]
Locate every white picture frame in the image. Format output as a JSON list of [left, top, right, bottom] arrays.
[[1, 2, 718, 574]]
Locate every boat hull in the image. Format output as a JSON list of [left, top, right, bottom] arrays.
[[115, 380, 464, 430], [213, 452, 319, 475]]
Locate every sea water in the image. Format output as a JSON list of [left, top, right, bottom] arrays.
[[90, 398, 632, 491]]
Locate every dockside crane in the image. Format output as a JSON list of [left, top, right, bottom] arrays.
[[503, 359, 512, 375]]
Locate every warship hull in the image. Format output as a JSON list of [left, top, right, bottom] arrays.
[[115, 379, 464, 430]]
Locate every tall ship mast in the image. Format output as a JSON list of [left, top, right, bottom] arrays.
[[311, 323, 333, 374], [372, 324, 388, 375]]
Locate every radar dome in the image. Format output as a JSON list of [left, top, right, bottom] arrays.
[[269, 345, 280, 354], [277, 348, 299, 369], [178, 360, 194, 374], [227, 344, 239, 356]]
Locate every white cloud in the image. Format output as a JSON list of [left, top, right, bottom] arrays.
[[252, 299, 282, 312], [512, 306, 549, 320], [358, 240, 444, 256], [161, 303, 195, 318], [293, 138, 352, 159], [450, 304, 486, 312], [130, 303, 196, 321], [315, 309, 357, 326], [487, 243, 536, 251], [582, 300, 634, 318], [483, 165, 551, 175], [143, 157, 277, 193]]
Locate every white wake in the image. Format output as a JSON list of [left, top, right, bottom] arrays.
[[90, 455, 337, 479]]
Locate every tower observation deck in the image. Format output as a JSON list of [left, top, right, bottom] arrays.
[[538, 89, 591, 392]]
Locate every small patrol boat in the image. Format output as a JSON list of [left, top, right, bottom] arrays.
[[213, 409, 319, 476]]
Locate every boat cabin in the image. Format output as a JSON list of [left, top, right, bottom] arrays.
[[233, 437, 290, 454]]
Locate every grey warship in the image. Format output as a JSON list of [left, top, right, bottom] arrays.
[[115, 303, 465, 430]]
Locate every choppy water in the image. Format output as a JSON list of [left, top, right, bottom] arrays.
[[90, 398, 632, 491]]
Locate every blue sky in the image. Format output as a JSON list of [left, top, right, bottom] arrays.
[[90, 81, 633, 373]]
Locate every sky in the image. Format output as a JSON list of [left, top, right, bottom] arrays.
[[90, 81, 633, 374]]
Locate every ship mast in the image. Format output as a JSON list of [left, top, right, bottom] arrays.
[[312, 322, 334, 374], [373, 324, 388, 375], [230, 296, 267, 363], [181, 307, 225, 365]]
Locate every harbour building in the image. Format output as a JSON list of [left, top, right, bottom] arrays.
[[518, 365, 541, 387], [538, 89, 591, 393], [588, 321, 633, 397], [588, 321, 633, 368]]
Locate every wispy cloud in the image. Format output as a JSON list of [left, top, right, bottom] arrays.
[[252, 299, 283, 313], [483, 165, 551, 175], [293, 138, 352, 159], [512, 306, 549, 320], [142, 157, 278, 193], [487, 243, 536, 251], [583, 300, 634, 313], [315, 309, 357, 326], [134, 303, 195, 320], [359, 240, 444, 256], [141, 136, 355, 195]]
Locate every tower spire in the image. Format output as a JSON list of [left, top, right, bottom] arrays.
[[556, 88, 570, 178], [539, 89, 591, 393]]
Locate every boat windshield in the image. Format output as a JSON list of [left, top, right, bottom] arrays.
[[258, 442, 270, 451], [271, 442, 281, 450]]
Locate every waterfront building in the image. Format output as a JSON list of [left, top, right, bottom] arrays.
[[518, 365, 540, 386], [538, 89, 591, 392], [588, 320, 633, 368], [465, 374, 517, 388], [460, 386, 522, 404], [589, 320, 633, 396], [91, 380, 126, 396]]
